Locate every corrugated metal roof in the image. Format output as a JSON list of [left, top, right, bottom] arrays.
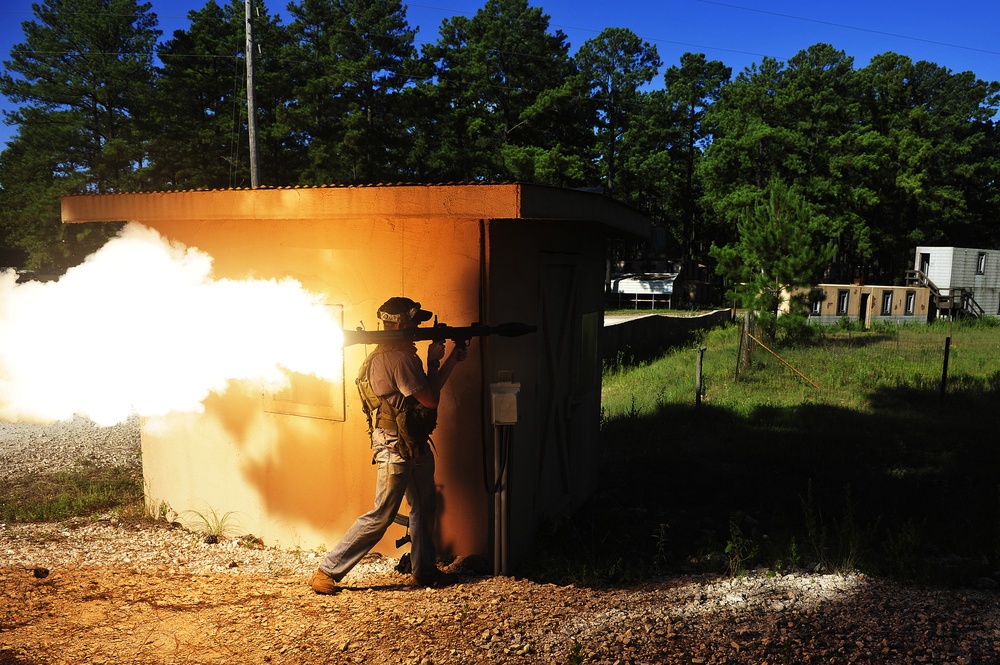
[[61, 181, 513, 197]]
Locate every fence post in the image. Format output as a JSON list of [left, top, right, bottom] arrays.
[[735, 319, 743, 380], [940, 336, 951, 400], [696, 346, 707, 407]]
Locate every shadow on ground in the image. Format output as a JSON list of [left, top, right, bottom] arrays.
[[520, 378, 1000, 589]]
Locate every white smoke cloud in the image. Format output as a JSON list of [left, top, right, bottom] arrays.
[[0, 223, 343, 426]]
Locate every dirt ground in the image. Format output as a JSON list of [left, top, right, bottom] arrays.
[[2, 519, 1000, 665]]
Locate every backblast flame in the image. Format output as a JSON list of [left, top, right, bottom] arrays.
[[0, 223, 344, 426]]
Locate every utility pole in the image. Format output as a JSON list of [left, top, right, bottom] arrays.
[[245, 0, 260, 188]]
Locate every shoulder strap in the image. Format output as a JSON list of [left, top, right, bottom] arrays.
[[356, 345, 401, 434]]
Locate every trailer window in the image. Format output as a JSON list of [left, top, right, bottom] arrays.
[[881, 290, 893, 315], [836, 290, 849, 316]]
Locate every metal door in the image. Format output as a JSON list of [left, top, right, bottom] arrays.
[[534, 255, 579, 517]]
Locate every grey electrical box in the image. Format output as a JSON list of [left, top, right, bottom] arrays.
[[490, 381, 521, 425]]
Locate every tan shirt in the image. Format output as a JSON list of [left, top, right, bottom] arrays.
[[368, 345, 428, 451]]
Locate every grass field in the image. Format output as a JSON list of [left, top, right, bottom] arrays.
[[525, 319, 1000, 587]]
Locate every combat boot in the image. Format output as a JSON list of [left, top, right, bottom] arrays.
[[310, 568, 339, 594]]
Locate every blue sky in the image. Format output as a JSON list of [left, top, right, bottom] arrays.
[[1, 0, 999, 150]]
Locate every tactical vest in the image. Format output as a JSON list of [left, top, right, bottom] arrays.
[[356, 344, 437, 460]]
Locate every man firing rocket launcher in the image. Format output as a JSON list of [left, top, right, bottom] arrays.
[[341, 319, 537, 348], [310, 297, 534, 595]]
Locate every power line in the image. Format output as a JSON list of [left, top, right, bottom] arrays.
[[5, 2, 998, 70], [4, 2, 998, 88], [405, 3, 775, 62], [696, 0, 1000, 58]]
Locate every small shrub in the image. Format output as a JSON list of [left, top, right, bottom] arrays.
[[776, 313, 818, 345], [800, 480, 829, 570], [183, 506, 241, 541], [725, 512, 759, 576], [884, 520, 923, 582], [834, 316, 860, 332], [832, 485, 874, 573], [652, 523, 670, 573]]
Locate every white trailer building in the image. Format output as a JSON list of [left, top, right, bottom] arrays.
[[910, 246, 1000, 318]]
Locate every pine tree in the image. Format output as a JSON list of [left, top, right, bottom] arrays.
[[710, 179, 836, 328], [146, 0, 244, 188], [623, 53, 729, 257], [574, 27, 661, 195], [418, 0, 590, 185], [0, 0, 160, 270], [283, 0, 421, 183], [146, 0, 294, 189], [853, 54, 1000, 277]]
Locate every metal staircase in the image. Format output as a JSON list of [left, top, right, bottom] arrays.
[[906, 270, 983, 318]]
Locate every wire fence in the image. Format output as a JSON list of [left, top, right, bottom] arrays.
[[733, 315, 982, 401]]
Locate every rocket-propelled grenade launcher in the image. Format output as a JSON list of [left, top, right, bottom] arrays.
[[342, 321, 537, 347]]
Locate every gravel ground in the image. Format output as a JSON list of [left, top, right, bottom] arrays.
[[3, 418, 1000, 664], [0, 414, 141, 481]]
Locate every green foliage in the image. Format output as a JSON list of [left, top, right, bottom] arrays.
[[283, 0, 421, 184], [800, 480, 829, 570], [775, 313, 819, 345], [771, 536, 802, 574], [852, 55, 1000, 262], [701, 44, 1000, 280], [652, 523, 670, 573], [0, 0, 156, 269], [1, 0, 158, 191], [419, 0, 590, 185], [725, 512, 759, 576], [883, 521, 924, 582], [711, 179, 837, 325], [146, 0, 295, 189], [152, 499, 175, 522], [575, 27, 661, 193], [655, 53, 730, 257], [525, 513, 636, 588]]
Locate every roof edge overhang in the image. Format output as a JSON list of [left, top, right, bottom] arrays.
[[516, 183, 649, 239], [61, 182, 650, 240]]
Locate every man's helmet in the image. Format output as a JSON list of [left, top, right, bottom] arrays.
[[377, 297, 432, 326]]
